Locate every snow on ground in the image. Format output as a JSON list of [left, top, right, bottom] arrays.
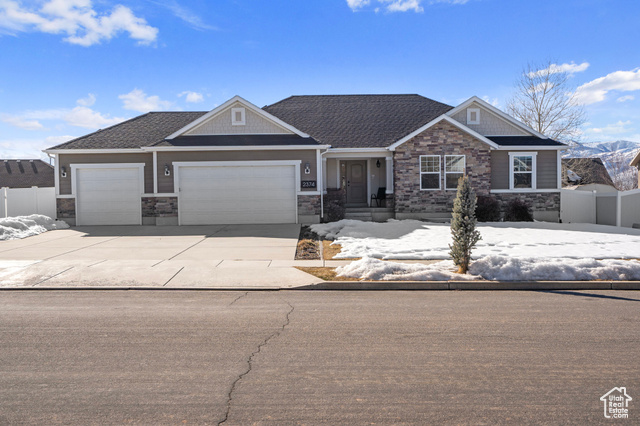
[[336, 256, 640, 281], [0, 215, 69, 241], [311, 219, 640, 260]]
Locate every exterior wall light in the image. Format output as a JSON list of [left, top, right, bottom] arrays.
[[60, 166, 67, 178], [164, 164, 171, 176], [376, 159, 381, 168], [304, 162, 311, 175]]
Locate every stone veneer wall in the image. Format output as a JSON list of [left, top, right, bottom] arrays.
[[142, 197, 178, 217], [56, 198, 76, 219], [394, 121, 492, 214], [297, 194, 321, 215], [493, 192, 560, 221]]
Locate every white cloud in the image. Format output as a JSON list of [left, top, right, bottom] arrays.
[[76, 93, 96, 106], [64, 106, 124, 128], [587, 120, 633, 135], [346, 0, 371, 10], [119, 89, 172, 112], [178, 91, 204, 103], [45, 135, 77, 145], [528, 61, 590, 78], [481, 95, 499, 107], [574, 68, 640, 105], [0, 0, 158, 46], [1, 106, 125, 130], [0, 114, 43, 130], [148, 0, 216, 31], [616, 95, 635, 103], [347, 0, 467, 12]]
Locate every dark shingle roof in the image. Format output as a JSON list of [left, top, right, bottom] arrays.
[[49, 112, 208, 150], [263, 95, 453, 148], [157, 134, 320, 147], [562, 158, 615, 187], [488, 136, 565, 147], [0, 160, 54, 188]]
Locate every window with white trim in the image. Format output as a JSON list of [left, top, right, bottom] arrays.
[[509, 152, 537, 189], [420, 155, 441, 190], [231, 107, 246, 126], [467, 108, 480, 125], [445, 155, 465, 190]]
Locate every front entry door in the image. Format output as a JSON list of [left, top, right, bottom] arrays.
[[346, 161, 367, 204]]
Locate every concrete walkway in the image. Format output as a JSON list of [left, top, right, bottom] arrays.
[[0, 225, 322, 288]]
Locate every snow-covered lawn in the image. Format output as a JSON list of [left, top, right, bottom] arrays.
[[311, 219, 640, 260], [311, 219, 640, 281], [0, 215, 69, 241]]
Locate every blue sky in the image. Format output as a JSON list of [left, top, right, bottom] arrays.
[[1, 0, 639, 160]]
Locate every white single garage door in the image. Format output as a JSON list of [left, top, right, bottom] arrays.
[[75, 166, 142, 225], [178, 163, 297, 225]]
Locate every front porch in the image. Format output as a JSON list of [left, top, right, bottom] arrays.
[[322, 150, 394, 209]]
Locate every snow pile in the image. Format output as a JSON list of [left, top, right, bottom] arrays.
[[311, 219, 640, 260], [336, 256, 640, 281], [0, 215, 69, 241]]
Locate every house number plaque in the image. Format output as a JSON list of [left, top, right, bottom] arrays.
[[301, 181, 317, 188]]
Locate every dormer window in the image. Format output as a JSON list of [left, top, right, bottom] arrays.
[[467, 108, 480, 125], [231, 107, 246, 126]]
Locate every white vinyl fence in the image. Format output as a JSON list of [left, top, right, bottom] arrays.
[[0, 187, 56, 219], [561, 188, 640, 227]]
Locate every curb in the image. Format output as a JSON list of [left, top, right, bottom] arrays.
[[0, 282, 639, 291]]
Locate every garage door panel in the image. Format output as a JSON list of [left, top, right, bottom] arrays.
[[179, 164, 297, 225], [76, 168, 141, 226]]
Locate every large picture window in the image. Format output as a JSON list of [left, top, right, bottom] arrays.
[[509, 152, 537, 189], [445, 155, 465, 190], [420, 155, 441, 190]]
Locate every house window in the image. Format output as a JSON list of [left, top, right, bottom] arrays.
[[420, 155, 441, 190], [509, 152, 537, 189], [445, 155, 465, 190], [231, 107, 246, 126], [467, 108, 480, 125]]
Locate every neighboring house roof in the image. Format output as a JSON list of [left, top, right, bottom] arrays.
[[488, 136, 565, 147], [562, 157, 615, 187], [156, 134, 320, 147], [631, 149, 640, 167], [0, 159, 54, 188], [263, 94, 454, 148], [50, 112, 207, 150]]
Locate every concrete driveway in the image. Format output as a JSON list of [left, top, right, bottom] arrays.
[[0, 225, 322, 288]]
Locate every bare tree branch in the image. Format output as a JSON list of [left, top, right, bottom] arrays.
[[507, 60, 586, 141]]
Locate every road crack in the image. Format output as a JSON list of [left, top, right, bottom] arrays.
[[218, 300, 294, 425], [228, 292, 249, 306]]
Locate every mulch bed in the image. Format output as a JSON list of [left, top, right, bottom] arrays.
[[295, 226, 321, 260]]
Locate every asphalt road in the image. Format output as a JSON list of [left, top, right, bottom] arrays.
[[1, 290, 638, 425]]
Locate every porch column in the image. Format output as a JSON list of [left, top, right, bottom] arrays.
[[385, 157, 394, 194]]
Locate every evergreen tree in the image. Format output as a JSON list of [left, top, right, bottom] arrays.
[[449, 176, 481, 274]]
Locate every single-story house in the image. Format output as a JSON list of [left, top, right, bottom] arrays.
[[562, 157, 617, 193], [0, 159, 54, 188], [44, 95, 566, 226]]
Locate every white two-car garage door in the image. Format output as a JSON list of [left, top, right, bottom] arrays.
[[75, 165, 143, 226], [177, 162, 298, 225]]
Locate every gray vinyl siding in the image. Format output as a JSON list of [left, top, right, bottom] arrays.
[[490, 150, 558, 190], [157, 150, 318, 193], [58, 153, 154, 195]]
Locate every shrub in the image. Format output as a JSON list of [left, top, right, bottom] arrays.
[[475, 196, 501, 222], [504, 198, 533, 222], [323, 188, 346, 222], [449, 176, 482, 274]]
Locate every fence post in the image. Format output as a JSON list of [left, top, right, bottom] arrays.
[[2, 187, 6, 218], [33, 186, 39, 215], [616, 191, 622, 227]]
